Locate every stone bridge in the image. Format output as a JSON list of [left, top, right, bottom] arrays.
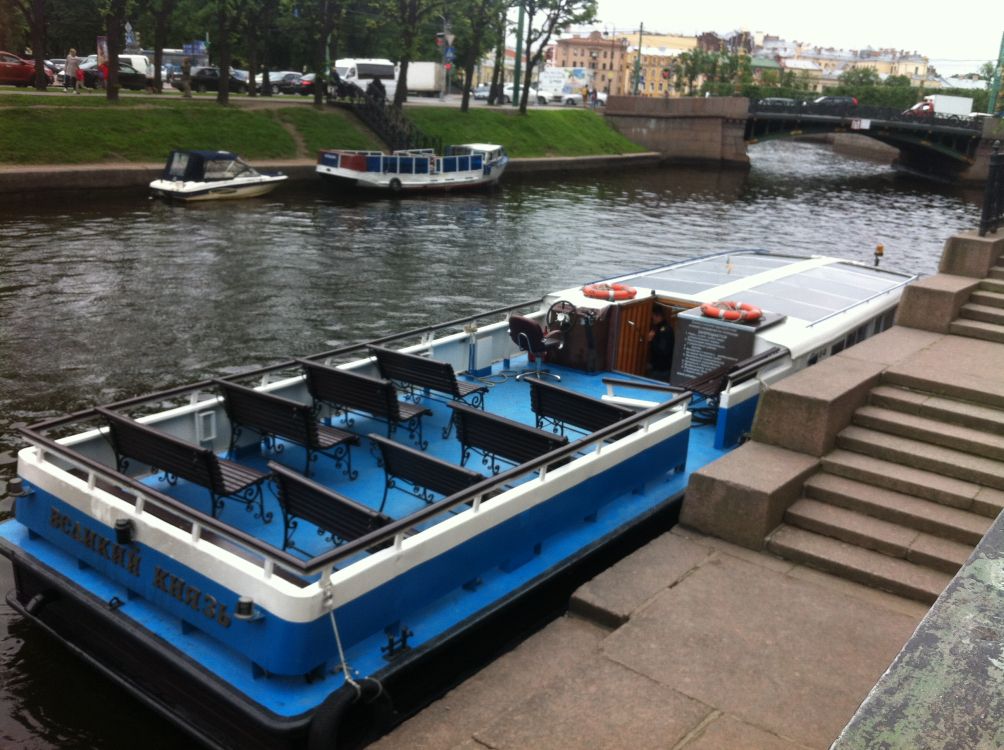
[[604, 96, 1004, 183]]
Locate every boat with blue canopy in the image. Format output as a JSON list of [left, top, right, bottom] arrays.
[[150, 150, 288, 202], [0, 250, 915, 749]]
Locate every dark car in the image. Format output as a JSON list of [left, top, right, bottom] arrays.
[[296, 73, 317, 96], [0, 50, 54, 86], [81, 60, 147, 90], [810, 95, 858, 107], [171, 66, 247, 94], [277, 73, 303, 95]]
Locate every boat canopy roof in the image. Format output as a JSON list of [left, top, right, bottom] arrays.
[[579, 251, 916, 325], [161, 150, 254, 181]]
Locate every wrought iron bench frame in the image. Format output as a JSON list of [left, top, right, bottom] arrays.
[[448, 401, 569, 475], [96, 406, 270, 521], [213, 379, 359, 480], [368, 433, 483, 513], [527, 376, 635, 437]]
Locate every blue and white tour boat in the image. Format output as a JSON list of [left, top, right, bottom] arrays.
[[150, 150, 288, 202], [315, 143, 508, 193], [0, 251, 915, 749]]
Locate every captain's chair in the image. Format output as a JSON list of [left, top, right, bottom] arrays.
[[508, 314, 563, 381]]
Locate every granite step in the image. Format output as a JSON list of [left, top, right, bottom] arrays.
[[821, 449, 1004, 518], [880, 366, 1004, 411], [836, 425, 1004, 492], [970, 289, 1004, 309], [960, 303, 1004, 326], [767, 524, 952, 603], [980, 277, 1004, 294], [852, 404, 1004, 462], [785, 499, 971, 575], [868, 385, 1004, 434], [804, 472, 992, 545], [990, 266, 1004, 281], [948, 319, 1004, 345]]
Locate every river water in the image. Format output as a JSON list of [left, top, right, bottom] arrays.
[[0, 140, 985, 748]]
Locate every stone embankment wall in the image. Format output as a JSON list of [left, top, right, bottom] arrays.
[[604, 96, 750, 167]]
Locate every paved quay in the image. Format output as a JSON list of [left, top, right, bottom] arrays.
[[378, 229, 1004, 749]]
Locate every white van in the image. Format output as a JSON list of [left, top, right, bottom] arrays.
[[334, 58, 397, 99], [84, 52, 154, 80]]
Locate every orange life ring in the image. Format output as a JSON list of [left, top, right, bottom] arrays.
[[582, 282, 637, 301], [700, 300, 763, 323]]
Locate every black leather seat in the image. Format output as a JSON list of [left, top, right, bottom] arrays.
[[508, 314, 563, 381]]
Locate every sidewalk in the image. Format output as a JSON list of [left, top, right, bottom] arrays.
[[374, 527, 926, 750]]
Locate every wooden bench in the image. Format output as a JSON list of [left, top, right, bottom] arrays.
[[368, 433, 483, 512], [96, 407, 270, 520], [528, 377, 635, 436], [369, 346, 489, 438], [213, 379, 359, 480], [448, 402, 569, 475], [268, 461, 391, 556], [298, 359, 433, 449]]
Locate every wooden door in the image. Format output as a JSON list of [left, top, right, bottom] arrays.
[[613, 298, 654, 375]]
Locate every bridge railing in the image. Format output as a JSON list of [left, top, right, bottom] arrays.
[[980, 140, 1003, 237], [749, 101, 984, 131]]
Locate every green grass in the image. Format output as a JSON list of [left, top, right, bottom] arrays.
[[276, 107, 382, 154], [404, 107, 646, 157], [0, 91, 222, 108]]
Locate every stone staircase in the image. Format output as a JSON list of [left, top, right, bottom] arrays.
[[766, 270, 1004, 603], [950, 265, 1004, 343]]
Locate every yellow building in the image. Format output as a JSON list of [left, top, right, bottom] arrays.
[[553, 31, 629, 95]]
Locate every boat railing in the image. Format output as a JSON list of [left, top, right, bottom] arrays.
[[18, 389, 693, 583], [806, 274, 918, 328], [723, 346, 788, 389]]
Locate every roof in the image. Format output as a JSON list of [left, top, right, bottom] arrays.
[[751, 57, 781, 69], [781, 59, 821, 71]]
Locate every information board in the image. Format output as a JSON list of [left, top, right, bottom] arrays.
[[670, 315, 755, 386]]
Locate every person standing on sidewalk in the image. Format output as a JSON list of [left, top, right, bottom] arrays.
[[181, 57, 192, 98], [63, 49, 80, 93]]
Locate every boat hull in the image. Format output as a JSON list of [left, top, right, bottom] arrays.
[[316, 165, 504, 194], [150, 176, 287, 202], [2, 490, 682, 749]]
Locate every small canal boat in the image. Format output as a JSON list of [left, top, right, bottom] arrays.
[[0, 251, 915, 749], [150, 150, 288, 202], [315, 143, 508, 193]]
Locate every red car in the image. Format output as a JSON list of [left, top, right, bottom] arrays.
[[0, 50, 53, 86]]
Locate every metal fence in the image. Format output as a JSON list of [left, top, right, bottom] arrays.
[[749, 100, 985, 132], [980, 140, 1003, 236], [349, 95, 443, 153]]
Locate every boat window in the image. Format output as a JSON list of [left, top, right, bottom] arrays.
[[166, 152, 190, 178], [831, 340, 845, 355], [203, 159, 252, 180]]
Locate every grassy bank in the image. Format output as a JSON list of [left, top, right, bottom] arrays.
[[407, 107, 646, 157], [0, 94, 642, 164]]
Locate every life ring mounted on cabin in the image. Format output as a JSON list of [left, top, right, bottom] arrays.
[[700, 300, 763, 323], [582, 282, 637, 302]]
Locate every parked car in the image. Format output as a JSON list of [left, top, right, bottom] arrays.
[[295, 73, 318, 96], [500, 84, 547, 105], [0, 50, 53, 86], [80, 60, 147, 90], [758, 97, 797, 106], [472, 83, 491, 100], [809, 95, 858, 107], [277, 73, 303, 95], [259, 71, 300, 94], [170, 66, 247, 93]]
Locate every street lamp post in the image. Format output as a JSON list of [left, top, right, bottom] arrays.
[[512, 3, 525, 107]]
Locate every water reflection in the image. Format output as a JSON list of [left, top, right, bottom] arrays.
[[0, 139, 984, 749]]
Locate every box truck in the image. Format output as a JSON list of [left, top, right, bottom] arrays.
[[537, 67, 594, 105], [405, 61, 444, 96], [903, 94, 973, 119]]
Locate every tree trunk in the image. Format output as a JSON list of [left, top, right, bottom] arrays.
[[216, 2, 231, 105], [152, 6, 172, 93], [394, 58, 410, 107], [460, 57, 474, 112], [30, 0, 45, 89], [106, 3, 124, 101], [247, 38, 258, 97]]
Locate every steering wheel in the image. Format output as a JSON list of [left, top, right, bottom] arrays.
[[546, 299, 577, 332]]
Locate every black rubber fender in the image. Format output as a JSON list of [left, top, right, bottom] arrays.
[[388, 178, 402, 194], [307, 679, 386, 750]]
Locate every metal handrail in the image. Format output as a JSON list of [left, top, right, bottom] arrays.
[[749, 101, 985, 132], [18, 390, 693, 579], [979, 140, 1002, 236], [725, 346, 788, 386]]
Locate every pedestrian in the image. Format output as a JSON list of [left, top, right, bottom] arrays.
[[647, 306, 675, 380], [181, 56, 192, 98], [63, 48, 80, 93]]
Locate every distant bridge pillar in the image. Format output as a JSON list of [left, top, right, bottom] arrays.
[[604, 96, 750, 167]]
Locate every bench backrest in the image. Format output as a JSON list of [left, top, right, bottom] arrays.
[[370, 346, 462, 399], [97, 407, 221, 492], [269, 461, 389, 543], [528, 377, 634, 434], [214, 379, 318, 448], [299, 359, 401, 422], [449, 402, 568, 465], [368, 433, 482, 498]]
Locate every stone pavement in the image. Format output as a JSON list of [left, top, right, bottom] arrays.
[[373, 527, 927, 750]]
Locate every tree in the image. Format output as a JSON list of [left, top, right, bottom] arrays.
[[391, 0, 439, 107], [514, 0, 596, 114], [12, 0, 49, 89], [212, 0, 236, 104], [452, 0, 509, 111], [838, 66, 880, 88], [140, 0, 177, 92], [979, 60, 996, 80], [100, 0, 131, 101], [884, 74, 911, 87]]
